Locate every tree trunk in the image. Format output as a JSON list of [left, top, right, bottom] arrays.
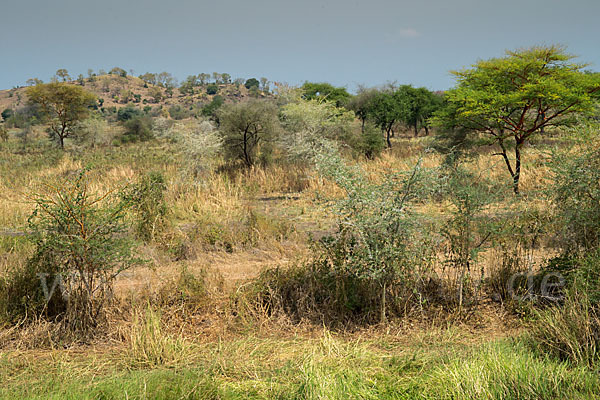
[[361, 118, 365, 133], [513, 141, 523, 194], [424, 125, 429, 136], [386, 129, 392, 148], [413, 123, 419, 137]]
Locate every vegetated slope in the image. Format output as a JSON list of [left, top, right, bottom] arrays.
[[0, 74, 271, 113]]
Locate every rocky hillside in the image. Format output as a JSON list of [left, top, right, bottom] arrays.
[[0, 74, 271, 115]]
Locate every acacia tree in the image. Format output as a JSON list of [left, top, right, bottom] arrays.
[[55, 68, 70, 82], [26, 83, 97, 149], [433, 45, 600, 194], [396, 85, 442, 137], [218, 100, 280, 167], [368, 90, 404, 148], [347, 86, 379, 132]]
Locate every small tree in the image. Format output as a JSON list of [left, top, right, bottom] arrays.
[[218, 100, 280, 167], [368, 90, 404, 148], [26, 170, 143, 333], [26, 83, 97, 149], [244, 78, 260, 90], [301, 82, 351, 107], [55, 68, 70, 82], [433, 45, 600, 194]]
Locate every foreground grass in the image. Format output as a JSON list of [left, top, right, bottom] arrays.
[[1, 330, 598, 400]]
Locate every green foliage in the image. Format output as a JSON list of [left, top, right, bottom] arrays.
[[531, 252, 600, 368], [1, 108, 13, 121], [109, 66, 127, 77], [116, 105, 142, 121], [218, 99, 280, 167], [201, 95, 224, 119], [550, 126, 600, 251], [121, 171, 168, 242], [354, 123, 386, 159], [368, 90, 404, 147], [121, 115, 153, 143], [280, 97, 355, 161], [26, 82, 97, 149], [206, 83, 219, 95], [433, 45, 600, 193], [244, 78, 260, 90], [439, 162, 498, 308], [394, 85, 442, 136], [11, 170, 143, 333], [301, 82, 351, 107]]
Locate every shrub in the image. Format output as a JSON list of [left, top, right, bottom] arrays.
[[206, 84, 219, 95], [169, 120, 222, 176], [239, 147, 438, 325], [353, 124, 385, 159], [0, 126, 8, 142], [1, 170, 144, 334], [530, 251, 600, 368], [117, 105, 143, 122], [121, 115, 153, 143], [218, 100, 280, 167], [1, 108, 13, 121], [550, 125, 600, 251], [121, 171, 168, 242], [74, 117, 119, 148], [201, 96, 224, 119]]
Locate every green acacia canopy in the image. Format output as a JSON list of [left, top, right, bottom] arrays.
[[433, 45, 600, 193], [26, 82, 97, 149]]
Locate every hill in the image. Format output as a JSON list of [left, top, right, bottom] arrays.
[[0, 74, 271, 117]]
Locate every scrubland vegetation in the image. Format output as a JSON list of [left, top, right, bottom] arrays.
[[1, 45, 600, 399]]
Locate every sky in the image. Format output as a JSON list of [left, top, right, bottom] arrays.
[[1, 0, 599, 92]]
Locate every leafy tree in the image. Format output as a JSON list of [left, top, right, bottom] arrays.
[[347, 86, 379, 132], [368, 90, 404, 148], [244, 78, 260, 90], [139, 72, 157, 85], [301, 82, 351, 107], [26, 83, 97, 149], [260, 77, 269, 92], [110, 67, 127, 77], [55, 68, 70, 82], [198, 73, 210, 85], [433, 45, 600, 194], [201, 96, 224, 119], [148, 86, 163, 103], [221, 73, 231, 84], [218, 100, 280, 167], [395, 85, 442, 136], [280, 98, 354, 161], [156, 72, 176, 89], [26, 78, 43, 86]]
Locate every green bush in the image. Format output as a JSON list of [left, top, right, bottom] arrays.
[[1, 170, 144, 333], [530, 251, 600, 368], [206, 84, 219, 95], [117, 105, 143, 122], [355, 124, 385, 159], [121, 115, 153, 143], [121, 171, 168, 242], [549, 125, 600, 251]]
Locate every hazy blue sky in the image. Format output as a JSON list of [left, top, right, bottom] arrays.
[[1, 0, 598, 91]]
